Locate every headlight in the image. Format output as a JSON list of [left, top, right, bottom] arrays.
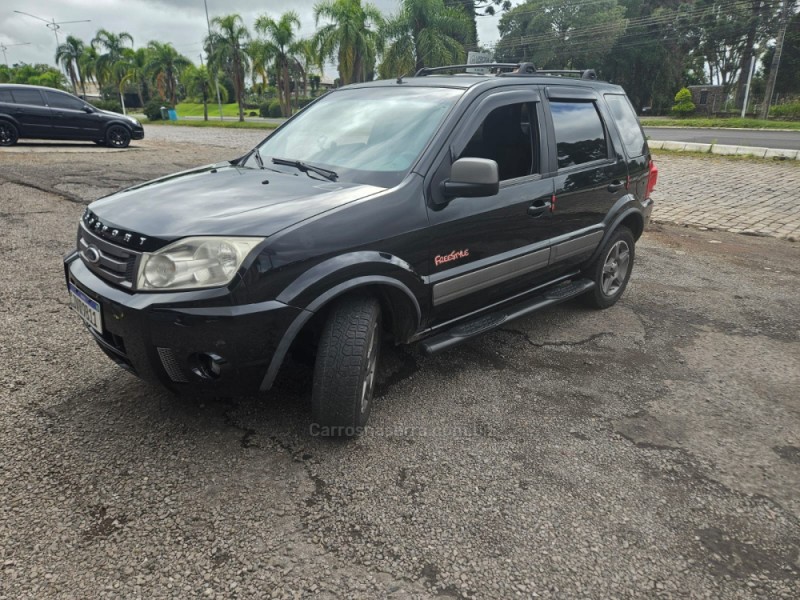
[[136, 237, 263, 291], [127, 116, 140, 125]]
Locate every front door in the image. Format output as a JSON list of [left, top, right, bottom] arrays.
[[9, 88, 52, 138], [44, 90, 102, 140], [425, 88, 557, 326]]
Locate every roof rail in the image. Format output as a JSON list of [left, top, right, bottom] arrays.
[[413, 63, 598, 80], [414, 63, 525, 76]]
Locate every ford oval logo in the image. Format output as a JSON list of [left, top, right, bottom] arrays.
[[84, 246, 101, 264]]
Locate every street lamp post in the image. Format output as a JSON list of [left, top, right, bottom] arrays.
[[0, 42, 32, 69]]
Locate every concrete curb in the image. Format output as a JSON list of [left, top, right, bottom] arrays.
[[648, 140, 800, 160], [642, 125, 800, 132]]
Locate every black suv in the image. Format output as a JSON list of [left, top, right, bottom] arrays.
[[0, 84, 144, 148], [64, 63, 657, 435]]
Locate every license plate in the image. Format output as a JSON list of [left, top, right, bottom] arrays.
[[68, 282, 103, 334]]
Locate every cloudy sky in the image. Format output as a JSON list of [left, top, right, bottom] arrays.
[[0, 0, 503, 75]]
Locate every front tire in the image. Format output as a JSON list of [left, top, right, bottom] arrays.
[[311, 296, 382, 437], [582, 226, 635, 309], [0, 121, 19, 146], [106, 125, 131, 149]]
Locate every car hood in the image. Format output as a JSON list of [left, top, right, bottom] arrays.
[[89, 163, 385, 239]]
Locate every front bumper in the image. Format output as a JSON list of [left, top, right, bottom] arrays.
[[131, 128, 144, 140], [65, 252, 302, 394]]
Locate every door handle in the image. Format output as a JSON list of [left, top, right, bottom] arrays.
[[607, 180, 625, 193], [527, 199, 552, 217]]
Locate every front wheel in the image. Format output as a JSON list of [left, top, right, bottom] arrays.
[[311, 296, 382, 437], [0, 121, 19, 146], [581, 226, 635, 309], [105, 125, 131, 149]]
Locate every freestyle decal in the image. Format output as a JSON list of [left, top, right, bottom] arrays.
[[434, 249, 470, 267]]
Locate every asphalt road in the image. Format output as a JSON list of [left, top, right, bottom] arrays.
[[1, 133, 799, 599], [644, 126, 800, 150]]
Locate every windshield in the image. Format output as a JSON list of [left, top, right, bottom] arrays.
[[251, 87, 463, 187]]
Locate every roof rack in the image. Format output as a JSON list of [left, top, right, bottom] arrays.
[[413, 63, 598, 80]]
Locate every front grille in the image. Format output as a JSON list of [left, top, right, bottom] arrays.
[[78, 224, 141, 289]]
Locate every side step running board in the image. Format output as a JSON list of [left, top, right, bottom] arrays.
[[420, 278, 595, 355]]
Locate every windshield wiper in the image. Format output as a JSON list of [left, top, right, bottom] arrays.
[[272, 157, 338, 182]]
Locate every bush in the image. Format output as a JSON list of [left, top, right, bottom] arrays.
[[89, 98, 122, 113], [268, 100, 283, 118], [671, 87, 696, 117], [770, 101, 800, 120], [259, 102, 271, 118], [248, 110, 257, 117], [143, 99, 169, 121]]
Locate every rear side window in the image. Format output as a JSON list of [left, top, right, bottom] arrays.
[[0, 90, 13, 103], [605, 94, 647, 157], [12, 89, 45, 106], [45, 90, 84, 110], [550, 101, 608, 169]]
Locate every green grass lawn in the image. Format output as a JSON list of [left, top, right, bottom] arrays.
[[145, 119, 278, 130], [174, 103, 254, 118], [641, 117, 800, 130]]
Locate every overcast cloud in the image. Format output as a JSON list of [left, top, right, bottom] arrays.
[[1, 0, 503, 76]]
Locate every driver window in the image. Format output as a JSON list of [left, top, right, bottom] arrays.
[[459, 103, 536, 181]]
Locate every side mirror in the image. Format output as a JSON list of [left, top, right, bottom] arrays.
[[440, 157, 500, 198], [83, 105, 94, 113]]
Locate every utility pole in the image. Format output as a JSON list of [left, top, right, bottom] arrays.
[[13, 11, 90, 87], [760, 0, 792, 119], [0, 42, 31, 69], [203, 0, 225, 121]]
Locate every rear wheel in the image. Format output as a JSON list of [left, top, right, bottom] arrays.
[[311, 296, 382, 437], [581, 226, 635, 309], [106, 125, 131, 149], [0, 121, 19, 146]]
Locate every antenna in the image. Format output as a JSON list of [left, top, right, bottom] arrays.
[[13, 11, 91, 49], [0, 42, 32, 68]]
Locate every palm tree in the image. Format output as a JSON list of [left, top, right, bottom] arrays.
[[55, 35, 85, 95], [145, 42, 191, 106], [182, 65, 227, 120], [120, 47, 150, 108], [246, 39, 274, 92], [205, 14, 250, 122], [92, 29, 134, 84], [78, 45, 101, 90], [313, 0, 384, 85], [379, 0, 470, 77], [255, 12, 302, 117]]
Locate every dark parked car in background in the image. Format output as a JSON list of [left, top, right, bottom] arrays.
[[0, 84, 143, 148]]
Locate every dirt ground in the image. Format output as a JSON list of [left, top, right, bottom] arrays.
[[1, 133, 798, 599]]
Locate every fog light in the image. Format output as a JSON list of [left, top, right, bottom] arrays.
[[193, 352, 226, 379]]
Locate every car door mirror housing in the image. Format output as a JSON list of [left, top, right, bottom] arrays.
[[440, 158, 500, 198], [83, 105, 94, 113]]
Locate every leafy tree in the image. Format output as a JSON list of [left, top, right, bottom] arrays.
[[2, 63, 67, 88], [206, 14, 251, 122], [379, 0, 471, 77], [55, 35, 85, 95], [314, 0, 384, 85], [255, 12, 303, 117], [671, 87, 696, 116], [495, 0, 626, 68], [247, 39, 274, 91], [78, 45, 101, 89], [146, 41, 191, 106]]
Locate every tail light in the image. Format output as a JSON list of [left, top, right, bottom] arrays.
[[645, 160, 658, 198]]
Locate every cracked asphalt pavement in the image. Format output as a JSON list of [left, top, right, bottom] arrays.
[[1, 130, 799, 599]]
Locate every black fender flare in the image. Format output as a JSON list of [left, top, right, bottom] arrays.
[[260, 253, 424, 391], [586, 204, 644, 266]]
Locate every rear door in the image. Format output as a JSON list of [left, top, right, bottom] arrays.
[[544, 87, 629, 269], [425, 88, 557, 325], [44, 89, 102, 139], [8, 88, 52, 138], [603, 93, 650, 201]]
